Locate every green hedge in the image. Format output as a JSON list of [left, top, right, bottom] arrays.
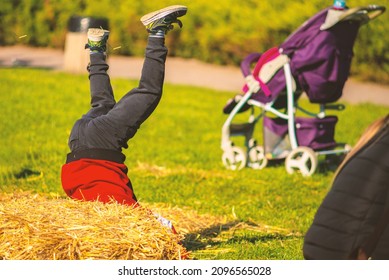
[[1, 0, 388, 83]]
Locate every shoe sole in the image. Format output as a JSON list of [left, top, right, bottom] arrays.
[[88, 28, 109, 37], [140, 5, 187, 26]]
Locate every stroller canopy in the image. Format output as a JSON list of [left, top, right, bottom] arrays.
[[280, 7, 362, 103], [242, 6, 384, 105]]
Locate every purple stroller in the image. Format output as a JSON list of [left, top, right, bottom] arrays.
[[221, 5, 385, 176]]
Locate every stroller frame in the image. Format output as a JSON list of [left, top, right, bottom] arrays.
[[221, 5, 385, 176], [221, 61, 349, 176]]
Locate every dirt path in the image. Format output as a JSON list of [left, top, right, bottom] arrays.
[[1, 45, 389, 106]]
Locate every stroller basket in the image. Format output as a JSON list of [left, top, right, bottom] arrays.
[[264, 116, 338, 154]]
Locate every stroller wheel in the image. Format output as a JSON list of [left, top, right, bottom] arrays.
[[248, 146, 268, 170], [285, 147, 318, 176], [222, 147, 247, 170]]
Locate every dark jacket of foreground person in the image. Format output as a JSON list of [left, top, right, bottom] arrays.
[[303, 115, 389, 259]]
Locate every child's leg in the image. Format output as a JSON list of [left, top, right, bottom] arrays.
[[101, 37, 167, 140], [83, 29, 115, 119], [84, 52, 116, 119], [68, 29, 115, 152]]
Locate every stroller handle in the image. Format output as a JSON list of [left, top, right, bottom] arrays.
[[339, 5, 386, 23], [321, 5, 386, 30], [366, 5, 386, 20]]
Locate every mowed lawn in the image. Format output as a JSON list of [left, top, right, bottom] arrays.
[[0, 67, 388, 259]]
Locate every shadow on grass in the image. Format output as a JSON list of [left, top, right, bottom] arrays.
[[182, 219, 298, 253], [263, 153, 344, 176]]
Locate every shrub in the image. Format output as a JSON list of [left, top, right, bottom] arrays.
[[1, 0, 388, 83]]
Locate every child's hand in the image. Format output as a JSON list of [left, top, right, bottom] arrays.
[[154, 213, 177, 234]]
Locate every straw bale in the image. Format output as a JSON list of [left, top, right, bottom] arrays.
[[0, 192, 189, 260], [1, 192, 287, 260]]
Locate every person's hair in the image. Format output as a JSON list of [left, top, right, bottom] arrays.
[[334, 114, 389, 178]]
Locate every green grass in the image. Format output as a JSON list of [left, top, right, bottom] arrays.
[[0, 68, 388, 260]]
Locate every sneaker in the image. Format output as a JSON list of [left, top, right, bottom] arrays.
[[141, 5, 187, 35], [85, 28, 110, 53]]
